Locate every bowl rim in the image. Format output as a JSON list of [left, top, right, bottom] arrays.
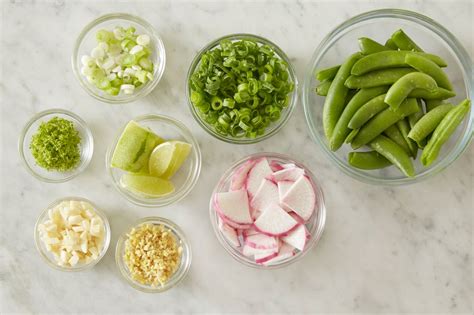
[[114, 216, 192, 293], [105, 114, 202, 207], [209, 152, 326, 269], [185, 33, 299, 144], [302, 8, 473, 185], [18, 108, 94, 183], [71, 12, 166, 104], [33, 196, 111, 272]]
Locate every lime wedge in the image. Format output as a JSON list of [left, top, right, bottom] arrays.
[[120, 173, 175, 198], [148, 142, 175, 177], [111, 121, 164, 172], [161, 141, 192, 179]]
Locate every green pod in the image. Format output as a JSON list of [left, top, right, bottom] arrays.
[[348, 151, 392, 170], [408, 87, 455, 100], [396, 119, 418, 158], [370, 135, 415, 177], [315, 65, 340, 82], [384, 72, 438, 109], [405, 53, 453, 90], [408, 99, 425, 129], [351, 51, 447, 76], [351, 98, 419, 149], [384, 125, 412, 155], [425, 99, 445, 112], [348, 94, 388, 129], [345, 128, 360, 144], [345, 68, 415, 89], [316, 80, 332, 96], [385, 38, 399, 50], [329, 86, 389, 151], [358, 37, 392, 55], [390, 29, 424, 52], [421, 99, 471, 166], [323, 52, 362, 139], [408, 103, 454, 146]]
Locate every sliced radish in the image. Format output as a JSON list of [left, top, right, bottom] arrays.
[[219, 221, 240, 247], [215, 190, 253, 224], [230, 160, 255, 191], [288, 211, 306, 225], [244, 233, 278, 249], [217, 212, 253, 230], [281, 163, 296, 169], [269, 160, 284, 172], [281, 224, 308, 251], [254, 203, 298, 236], [246, 158, 273, 197], [277, 181, 294, 203], [250, 179, 279, 214], [255, 251, 279, 264], [271, 167, 305, 182], [242, 244, 277, 257], [281, 176, 316, 222], [242, 227, 259, 237], [263, 244, 295, 266]]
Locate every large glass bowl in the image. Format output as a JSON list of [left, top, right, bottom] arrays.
[[72, 13, 166, 104], [105, 114, 201, 207], [209, 152, 326, 269], [186, 33, 298, 144], [303, 9, 473, 185]]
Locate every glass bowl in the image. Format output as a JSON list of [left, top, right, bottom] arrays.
[[209, 152, 326, 269], [19, 109, 94, 183], [303, 9, 473, 185], [34, 196, 111, 272], [72, 13, 166, 104], [115, 217, 192, 293], [106, 114, 201, 207], [186, 33, 298, 144]]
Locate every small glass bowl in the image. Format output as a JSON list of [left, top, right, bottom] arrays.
[[106, 114, 201, 207], [186, 33, 298, 144], [115, 217, 192, 293], [19, 109, 94, 183], [34, 196, 111, 272], [72, 13, 166, 104], [303, 9, 473, 185], [209, 152, 326, 269]]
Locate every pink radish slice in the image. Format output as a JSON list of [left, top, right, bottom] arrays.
[[263, 244, 296, 266], [281, 163, 296, 169], [219, 221, 240, 247], [254, 203, 298, 236], [255, 251, 279, 264], [250, 179, 279, 215], [269, 160, 284, 172], [244, 233, 278, 250], [242, 227, 259, 237], [288, 211, 306, 225], [281, 176, 316, 222], [246, 158, 273, 197], [214, 190, 253, 224], [271, 167, 305, 182], [242, 244, 277, 257], [217, 212, 252, 230], [230, 160, 255, 191], [281, 224, 308, 251], [277, 181, 294, 203]]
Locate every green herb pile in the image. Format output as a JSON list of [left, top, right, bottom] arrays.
[[189, 39, 294, 138], [30, 117, 81, 171]]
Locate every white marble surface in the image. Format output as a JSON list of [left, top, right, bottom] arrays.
[[1, 0, 472, 314]]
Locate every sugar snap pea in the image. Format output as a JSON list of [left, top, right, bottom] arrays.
[[425, 99, 445, 112], [348, 151, 392, 170], [408, 87, 455, 100], [358, 37, 392, 55], [408, 99, 425, 129], [345, 68, 415, 89], [316, 80, 332, 96], [348, 94, 388, 129], [330, 86, 389, 151], [421, 99, 471, 166], [351, 98, 419, 149], [316, 65, 341, 82], [384, 125, 412, 155], [405, 53, 453, 90], [351, 51, 447, 76], [408, 103, 454, 147], [369, 135, 415, 177], [385, 38, 399, 50], [345, 128, 360, 144], [323, 52, 362, 139], [391, 29, 424, 52], [396, 119, 418, 158], [384, 72, 437, 109]]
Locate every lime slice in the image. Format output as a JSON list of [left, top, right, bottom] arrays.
[[161, 141, 192, 179], [148, 142, 176, 177], [120, 173, 175, 198], [111, 121, 164, 172]]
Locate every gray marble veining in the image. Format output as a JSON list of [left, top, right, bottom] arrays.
[[0, 0, 472, 314]]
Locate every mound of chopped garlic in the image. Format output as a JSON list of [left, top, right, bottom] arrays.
[[37, 200, 105, 267]]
